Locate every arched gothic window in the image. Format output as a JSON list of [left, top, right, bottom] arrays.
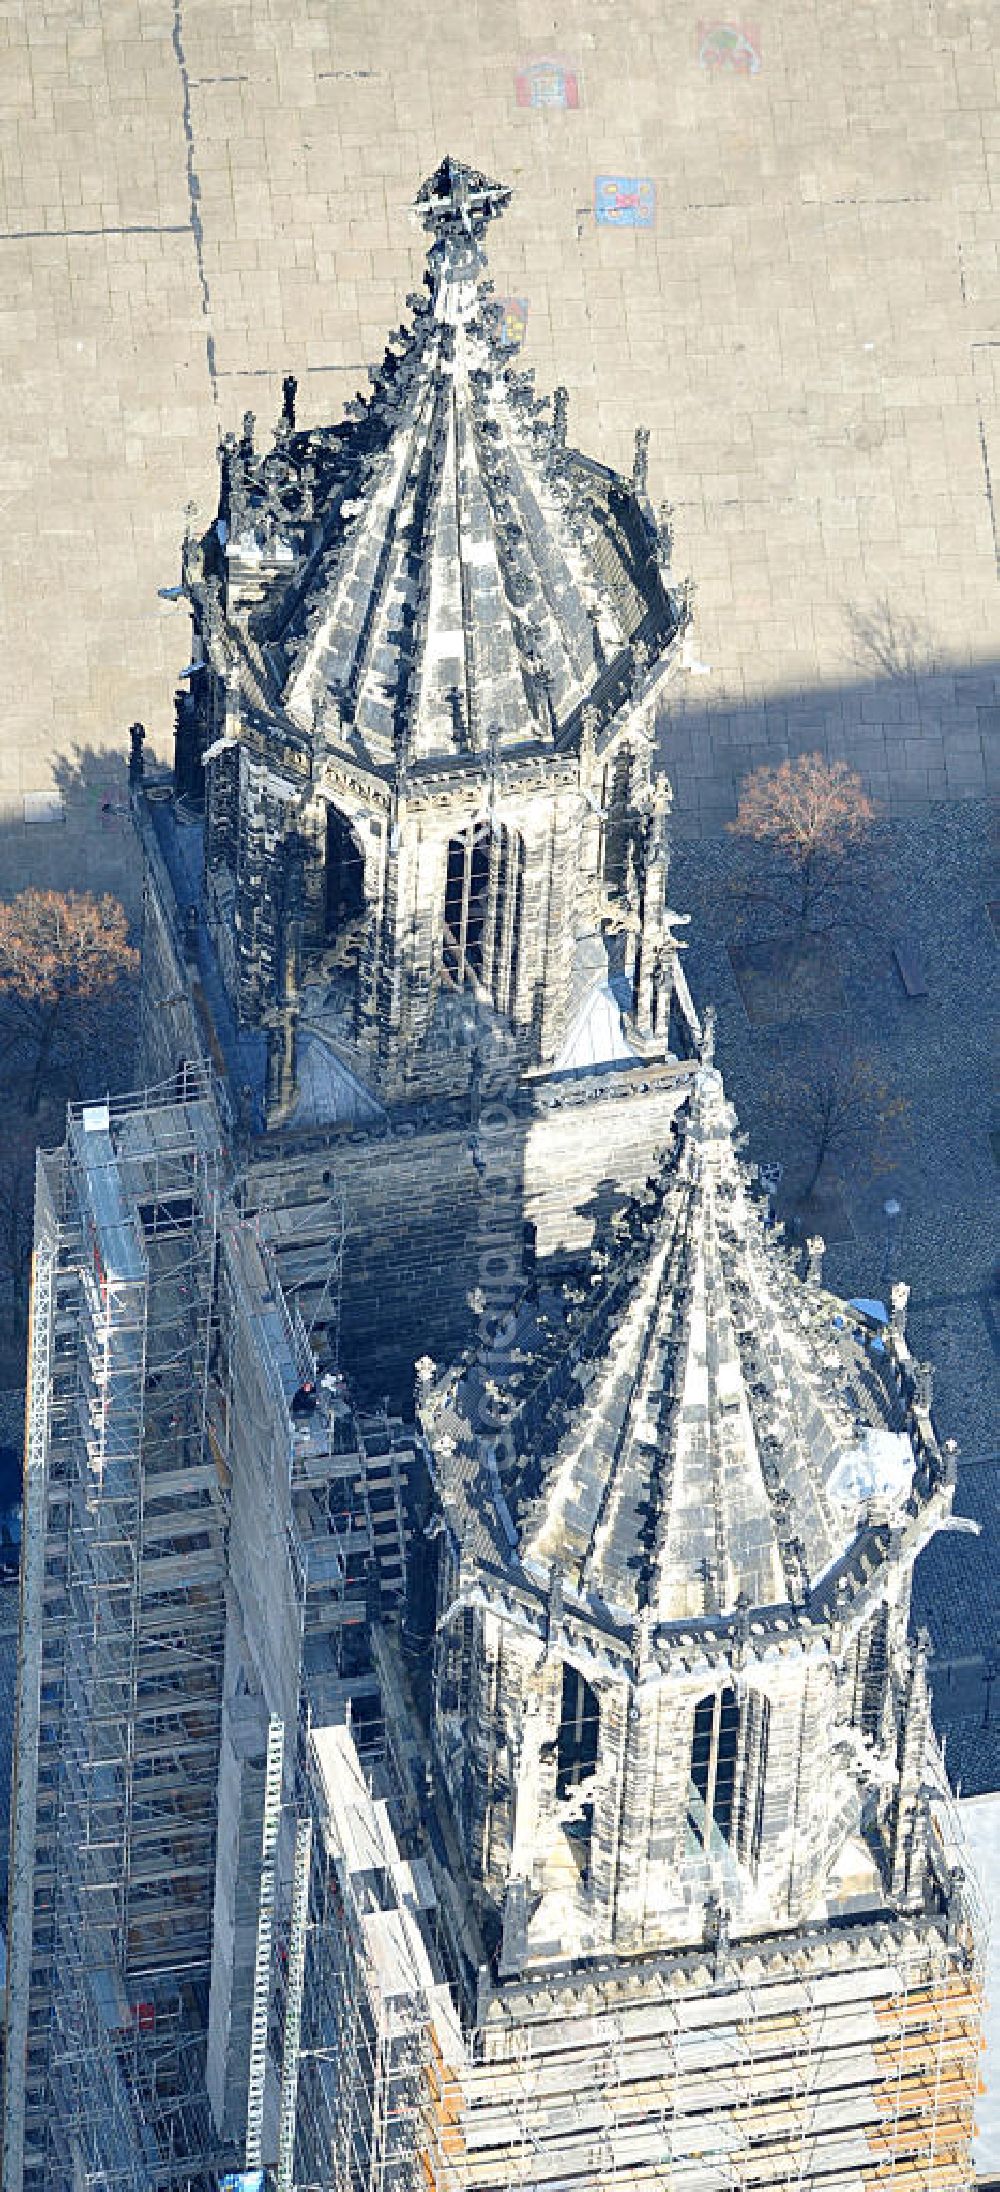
[[442, 821, 524, 1018], [856, 1602, 890, 1740], [602, 743, 636, 898], [689, 1687, 739, 1849], [325, 806, 366, 941], [556, 1664, 600, 1800], [687, 1686, 769, 1869]]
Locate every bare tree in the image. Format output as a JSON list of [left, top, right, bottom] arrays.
[[765, 1050, 910, 1201], [0, 889, 139, 1114], [728, 753, 876, 937]]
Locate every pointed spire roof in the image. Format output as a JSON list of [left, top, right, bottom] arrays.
[[213, 158, 681, 772], [414, 154, 513, 240], [422, 1065, 920, 1627]]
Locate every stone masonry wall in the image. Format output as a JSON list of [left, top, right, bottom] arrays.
[[249, 1071, 690, 1409]]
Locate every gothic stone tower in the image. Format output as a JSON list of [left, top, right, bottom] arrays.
[[401, 1065, 985, 2186], [135, 158, 699, 1397], [164, 157, 688, 1115]]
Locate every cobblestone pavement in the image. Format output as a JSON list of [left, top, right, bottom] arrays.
[[676, 800, 999, 1445], [0, 0, 998, 895], [0, 1390, 23, 1456]]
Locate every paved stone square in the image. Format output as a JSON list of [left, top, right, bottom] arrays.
[[0, 0, 997, 893]]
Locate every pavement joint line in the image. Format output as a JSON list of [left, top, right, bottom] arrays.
[[974, 398, 1000, 578], [0, 224, 189, 242], [171, 0, 218, 407], [215, 365, 369, 379], [828, 195, 932, 206]]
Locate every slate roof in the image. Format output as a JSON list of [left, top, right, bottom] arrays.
[[422, 1065, 918, 1625], [206, 158, 680, 773]]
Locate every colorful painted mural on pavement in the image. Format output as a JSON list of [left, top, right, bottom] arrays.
[[492, 297, 529, 351], [515, 58, 580, 108], [594, 176, 656, 229], [697, 21, 762, 72]]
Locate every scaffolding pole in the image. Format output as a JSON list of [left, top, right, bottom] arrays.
[[246, 1714, 285, 2168], [2, 1178, 59, 2192], [276, 1815, 313, 2192]]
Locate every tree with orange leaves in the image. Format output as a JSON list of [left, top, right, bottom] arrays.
[[728, 753, 876, 935], [0, 889, 138, 1114]]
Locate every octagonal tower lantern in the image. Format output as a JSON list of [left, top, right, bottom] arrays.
[[170, 157, 690, 1124]]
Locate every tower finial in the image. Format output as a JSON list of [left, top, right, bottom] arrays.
[[698, 1001, 716, 1068], [633, 425, 650, 497], [415, 156, 512, 242]]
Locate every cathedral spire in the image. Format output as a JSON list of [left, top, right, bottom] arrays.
[[172, 160, 688, 1122], [414, 158, 513, 334], [193, 157, 682, 774], [422, 1055, 949, 1634], [414, 154, 512, 242], [421, 1058, 961, 1965]]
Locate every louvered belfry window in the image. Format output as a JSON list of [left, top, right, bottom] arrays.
[[556, 1665, 601, 1800], [687, 1686, 769, 1866], [325, 804, 366, 938], [442, 821, 524, 1016]]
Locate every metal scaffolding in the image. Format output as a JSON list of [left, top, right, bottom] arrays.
[[191, 1195, 418, 2179], [3, 1069, 230, 2192], [285, 1709, 987, 2192], [292, 1722, 439, 2192], [3, 1064, 985, 2192]]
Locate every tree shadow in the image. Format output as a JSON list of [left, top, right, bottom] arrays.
[[0, 741, 143, 1386], [658, 645, 995, 836], [0, 742, 144, 919], [840, 593, 937, 682]]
